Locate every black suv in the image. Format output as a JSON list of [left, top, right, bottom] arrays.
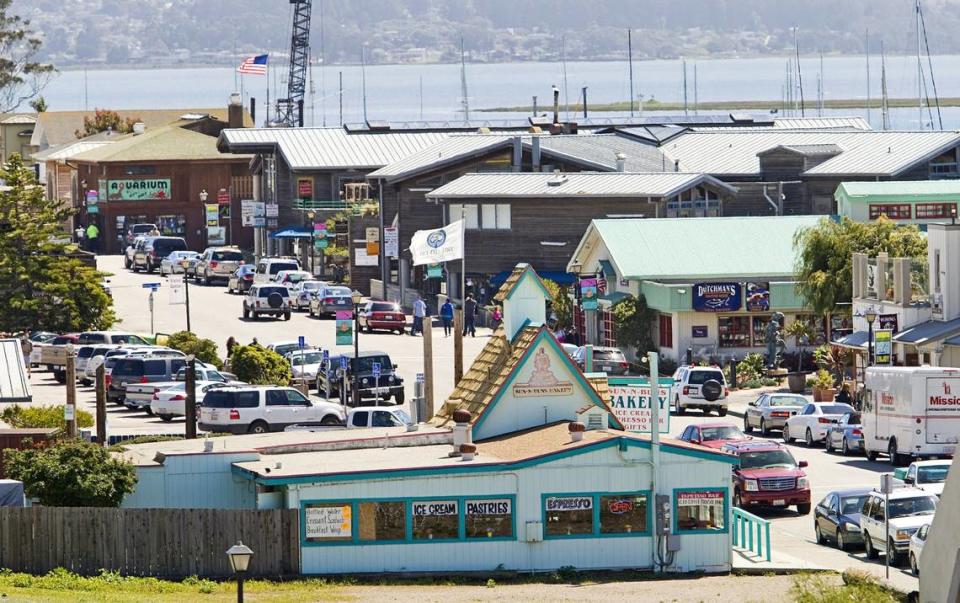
[[133, 236, 188, 273], [316, 351, 404, 405]]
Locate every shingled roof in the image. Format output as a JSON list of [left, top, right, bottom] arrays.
[[493, 263, 550, 303]]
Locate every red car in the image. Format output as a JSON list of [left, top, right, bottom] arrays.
[[357, 301, 406, 334], [723, 441, 811, 515], [678, 422, 749, 449]]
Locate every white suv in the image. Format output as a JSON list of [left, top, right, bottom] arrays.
[[860, 487, 938, 566], [199, 386, 345, 434], [243, 284, 292, 321], [671, 365, 729, 416]]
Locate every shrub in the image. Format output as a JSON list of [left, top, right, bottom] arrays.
[[229, 345, 291, 386], [736, 353, 766, 384], [4, 439, 137, 507], [813, 369, 835, 389], [740, 379, 762, 389], [0, 404, 93, 432], [165, 331, 223, 369], [791, 571, 899, 603]]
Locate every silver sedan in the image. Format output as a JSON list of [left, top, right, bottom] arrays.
[[160, 251, 200, 276], [743, 392, 808, 436]]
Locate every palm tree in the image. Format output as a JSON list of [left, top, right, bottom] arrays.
[[784, 320, 815, 373]]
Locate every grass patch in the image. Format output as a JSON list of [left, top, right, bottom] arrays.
[[791, 570, 905, 603]]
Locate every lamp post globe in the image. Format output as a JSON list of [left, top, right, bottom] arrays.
[[226, 541, 253, 603]]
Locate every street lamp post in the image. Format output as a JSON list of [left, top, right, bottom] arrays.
[[351, 289, 363, 407], [199, 189, 209, 248], [865, 307, 878, 367], [225, 540, 253, 603]]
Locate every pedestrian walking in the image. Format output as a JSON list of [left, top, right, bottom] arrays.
[[440, 298, 454, 336], [85, 222, 100, 253], [148, 226, 161, 236], [491, 304, 503, 331], [74, 224, 85, 246], [463, 294, 477, 337], [412, 296, 427, 336], [226, 336, 238, 358]]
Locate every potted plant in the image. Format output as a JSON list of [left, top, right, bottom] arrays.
[[784, 320, 814, 393], [812, 369, 836, 402]]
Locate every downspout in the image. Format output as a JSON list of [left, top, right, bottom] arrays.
[[762, 184, 780, 215]]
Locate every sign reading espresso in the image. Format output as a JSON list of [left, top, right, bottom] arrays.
[[512, 348, 573, 397]]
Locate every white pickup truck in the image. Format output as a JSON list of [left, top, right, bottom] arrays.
[[893, 460, 951, 497], [285, 406, 412, 431]]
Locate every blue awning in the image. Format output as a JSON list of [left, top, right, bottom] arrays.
[[893, 317, 960, 345], [490, 269, 575, 286], [269, 227, 313, 239], [833, 331, 868, 349]]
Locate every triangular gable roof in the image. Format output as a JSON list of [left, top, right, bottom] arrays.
[[493, 263, 551, 303], [433, 324, 624, 437]]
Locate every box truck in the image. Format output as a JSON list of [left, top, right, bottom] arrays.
[[863, 366, 960, 465]]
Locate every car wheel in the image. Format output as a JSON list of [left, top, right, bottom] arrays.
[[796, 503, 811, 515], [393, 390, 405, 405], [284, 311, 291, 321], [308, 305, 315, 317], [675, 397, 685, 416], [864, 533, 878, 559], [80, 378, 91, 387], [782, 425, 792, 443], [248, 420, 269, 434], [888, 539, 902, 566], [242, 305, 249, 319], [203, 272, 210, 286], [911, 552, 919, 576], [717, 406, 728, 417], [836, 529, 847, 551], [805, 428, 815, 447], [320, 414, 342, 426], [842, 438, 851, 456], [159, 414, 174, 422], [815, 524, 826, 545], [124, 257, 132, 269], [760, 418, 769, 437], [143, 407, 153, 416], [744, 415, 752, 433], [825, 434, 834, 453], [888, 439, 904, 467], [866, 449, 879, 462]]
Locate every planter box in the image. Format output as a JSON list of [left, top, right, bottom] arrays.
[[787, 373, 807, 394], [813, 386, 836, 402]]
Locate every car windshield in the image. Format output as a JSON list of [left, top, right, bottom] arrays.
[[840, 495, 868, 515], [917, 466, 950, 484], [738, 449, 797, 469], [820, 404, 854, 415], [888, 496, 937, 518], [212, 250, 243, 261], [325, 287, 352, 297], [845, 413, 862, 425], [394, 409, 412, 424], [285, 272, 310, 282], [77, 347, 95, 358], [688, 370, 724, 385], [594, 350, 625, 361], [237, 265, 254, 275], [769, 395, 807, 407], [371, 302, 399, 312], [268, 262, 298, 275], [291, 352, 323, 365], [273, 344, 301, 356], [301, 281, 323, 291], [701, 426, 744, 441], [355, 356, 391, 372]]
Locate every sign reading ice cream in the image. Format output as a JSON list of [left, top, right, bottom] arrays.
[[512, 348, 574, 397]]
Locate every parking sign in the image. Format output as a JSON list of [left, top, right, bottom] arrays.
[[372, 362, 381, 378], [298, 335, 305, 349], [416, 373, 425, 383], [340, 356, 348, 370], [322, 349, 329, 361]]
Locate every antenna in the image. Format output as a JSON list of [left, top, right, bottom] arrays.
[[562, 35, 570, 120], [794, 27, 805, 117], [627, 29, 635, 117], [460, 36, 470, 122], [880, 41, 890, 130], [361, 45, 368, 123], [865, 28, 871, 127]]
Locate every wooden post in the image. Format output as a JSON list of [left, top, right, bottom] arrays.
[[453, 309, 463, 384], [95, 364, 107, 446], [423, 318, 435, 419], [185, 356, 197, 439], [65, 346, 77, 438]]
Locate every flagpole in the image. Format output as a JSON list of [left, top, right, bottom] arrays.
[[460, 207, 466, 304]]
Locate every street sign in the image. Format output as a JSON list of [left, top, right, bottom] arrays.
[[168, 275, 186, 305], [142, 282, 160, 290], [416, 373, 425, 383], [322, 349, 329, 361], [339, 356, 348, 370], [298, 336, 306, 349], [372, 362, 381, 378], [217, 188, 230, 204]]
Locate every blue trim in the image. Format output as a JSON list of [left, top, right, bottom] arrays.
[[301, 495, 517, 547], [472, 326, 626, 437], [672, 487, 730, 535], [541, 491, 653, 540]]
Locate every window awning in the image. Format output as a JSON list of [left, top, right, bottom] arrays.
[[832, 331, 868, 350], [893, 317, 960, 346], [269, 227, 313, 239], [598, 259, 617, 280]]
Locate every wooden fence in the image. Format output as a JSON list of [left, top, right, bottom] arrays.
[[0, 507, 300, 578]]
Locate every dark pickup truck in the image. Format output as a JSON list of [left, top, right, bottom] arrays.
[[315, 351, 404, 405]]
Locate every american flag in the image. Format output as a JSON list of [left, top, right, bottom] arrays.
[[237, 54, 268, 75]]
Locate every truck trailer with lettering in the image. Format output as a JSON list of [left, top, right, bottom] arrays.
[[862, 366, 960, 465]]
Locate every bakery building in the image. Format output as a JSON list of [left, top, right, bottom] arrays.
[[117, 265, 736, 575]]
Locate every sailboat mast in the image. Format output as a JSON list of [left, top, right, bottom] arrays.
[[794, 27, 805, 117], [628, 29, 635, 117], [916, 0, 923, 129], [880, 41, 890, 131], [460, 36, 470, 122], [562, 36, 570, 120], [682, 58, 688, 116], [693, 62, 698, 115], [361, 45, 368, 123], [865, 28, 871, 127], [818, 50, 824, 116]]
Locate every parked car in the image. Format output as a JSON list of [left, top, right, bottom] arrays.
[[132, 236, 188, 273], [253, 257, 300, 284], [743, 393, 809, 436], [286, 407, 413, 432], [824, 411, 864, 456], [126, 223, 158, 245], [199, 386, 345, 434], [40, 333, 80, 382], [160, 250, 200, 276], [723, 440, 811, 515], [678, 422, 749, 449], [77, 331, 150, 346], [150, 381, 233, 422], [26, 331, 58, 367], [561, 343, 578, 359], [77, 344, 118, 385], [308, 285, 354, 318], [894, 460, 951, 497], [124, 236, 147, 269], [89, 345, 172, 381], [227, 265, 256, 294], [357, 301, 406, 334], [316, 351, 405, 405], [784, 402, 856, 447], [813, 488, 871, 550], [290, 349, 324, 383], [242, 285, 292, 321], [671, 365, 729, 416], [107, 355, 188, 405], [910, 522, 931, 576], [266, 340, 309, 358], [860, 487, 938, 565], [195, 247, 245, 285], [290, 280, 326, 310], [275, 269, 313, 287], [571, 346, 630, 375]]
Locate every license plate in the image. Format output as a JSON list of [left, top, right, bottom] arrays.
[[372, 387, 390, 394], [773, 499, 786, 506], [601, 365, 612, 371], [385, 315, 394, 320]]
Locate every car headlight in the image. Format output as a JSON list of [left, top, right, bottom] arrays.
[[895, 530, 913, 541], [797, 476, 809, 489], [842, 523, 860, 533], [744, 479, 758, 492], [388, 375, 395, 383], [361, 378, 369, 385]]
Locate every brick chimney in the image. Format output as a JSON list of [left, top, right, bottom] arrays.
[[228, 92, 244, 129]]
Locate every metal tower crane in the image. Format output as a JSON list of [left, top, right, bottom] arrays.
[[276, 0, 312, 127]]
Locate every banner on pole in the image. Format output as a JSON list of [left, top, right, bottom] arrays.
[[409, 220, 464, 266], [335, 310, 353, 346]]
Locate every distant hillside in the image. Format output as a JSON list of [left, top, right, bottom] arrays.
[[12, 0, 960, 67]]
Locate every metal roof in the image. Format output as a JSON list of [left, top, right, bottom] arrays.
[[0, 339, 31, 403], [662, 130, 960, 177], [767, 144, 844, 156], [218, 127, 449, 170], [31, 139, 115, 162], [426, 171, 737, 199], [893, 317, 960, 345], [569, 215, 822, 280], [836, 180, 960, 199], [536, 134, 669, 172], [367, 135, 514, 181], [0, 114, 36, 125]]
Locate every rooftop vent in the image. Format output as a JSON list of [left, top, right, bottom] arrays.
[[547, 170, 568, 187]]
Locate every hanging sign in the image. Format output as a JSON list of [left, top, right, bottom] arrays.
[[384, 226, 399, 258], [874, 329, 893, 365], [335, 310, 353, 346], [607, 377, 672, 433], [427, 263, 443, 279], [692, 326, 708, 338], [354, 248, 378, 266], [366, 227, 380, 256], [205, 203, 219, 227], [693, 282, 742, 312], [241, 199, 256, 227], [207, 226, 226, 245], [297, 178, 313, 200], [168, 274, 186, 305], [107, 179, 171, 201], [878, 314, 898, 332], [580, 277, 598, 311], [217, 188, 230, 205], [265, 203, 279, 218], [744, 282, 770, 312]]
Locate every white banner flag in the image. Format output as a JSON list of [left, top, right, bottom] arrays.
[[409, 220, 464, 266]]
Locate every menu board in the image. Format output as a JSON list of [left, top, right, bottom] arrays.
[[304, 504, 352, 541]]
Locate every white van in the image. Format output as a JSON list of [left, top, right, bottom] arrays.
[[253, 257, 301, 284], [863, 366, 960, 465]]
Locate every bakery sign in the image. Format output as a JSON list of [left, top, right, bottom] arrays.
[[107, 179, 171, 201], [512, 347, 574, 397]]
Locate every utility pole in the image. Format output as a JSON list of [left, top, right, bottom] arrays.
[[65, 345, 77, 438], [423, 318, 434, 419], [185, 355, 197, 439], [454, 309, 463, 384], [627, 29, 636, 117], [95, 364, 107, 446]]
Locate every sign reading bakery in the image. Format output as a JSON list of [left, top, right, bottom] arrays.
[[512, 347, 574, 397], [692, 282, 742, 312]]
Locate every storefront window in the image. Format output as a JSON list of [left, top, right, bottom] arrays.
[[599, 495, 649, 535], [751, 315, 770, 347], [303, 502, 352, 543], [675, 490, 726, 533], [718, 316, 751, 348], [358, 501, 405, 542], [411, 500, 459, 541], [600, 310, 616, 347], [544, 495, 594, 537], [869, 204, 911, 220], [157, 214, 186, 236], [465, 498, 513, 539], [658, 314, 673, 348]]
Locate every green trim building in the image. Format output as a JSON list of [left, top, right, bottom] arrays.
[[836, 180, 960, 225]]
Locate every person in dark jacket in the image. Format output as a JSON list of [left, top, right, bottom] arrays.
[[463, 294, 477, 337], [440, 299, 454, 336]]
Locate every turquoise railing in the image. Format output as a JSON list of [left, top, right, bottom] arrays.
[[731, 507, 771, 562]]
